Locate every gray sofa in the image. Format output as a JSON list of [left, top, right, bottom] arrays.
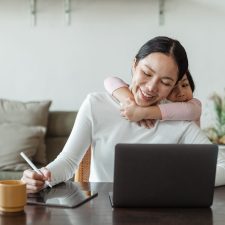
[[0, 111, 77, 180]]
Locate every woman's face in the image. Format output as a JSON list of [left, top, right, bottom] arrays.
[[130, 52, 178, 107], [167, 74, 193, 102]]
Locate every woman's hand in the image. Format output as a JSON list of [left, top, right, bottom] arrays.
[[137, 119, 156, 129], [21, 167, 51, 193]]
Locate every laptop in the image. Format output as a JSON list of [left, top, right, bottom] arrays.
[[109, 144, 218, 208]]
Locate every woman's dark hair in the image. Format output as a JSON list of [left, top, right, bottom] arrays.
[[135, 36, 188, 82], [186, 69, 195, 92]]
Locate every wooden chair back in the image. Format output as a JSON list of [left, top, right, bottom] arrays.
[[74, 146, 91, 182]]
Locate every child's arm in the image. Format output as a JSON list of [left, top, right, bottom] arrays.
[[120, 98, 202, 125], [104, 76, 133, 104], [104, 77, 162, 121], [104, 77, 202, 124], [120, 99, 162, 121], [158, 98, 202, 121]]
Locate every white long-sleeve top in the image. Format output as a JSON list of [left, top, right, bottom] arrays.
[[46, 92, 225, 187]]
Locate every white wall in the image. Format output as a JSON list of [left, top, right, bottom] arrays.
[[0, 0, 224, 128]]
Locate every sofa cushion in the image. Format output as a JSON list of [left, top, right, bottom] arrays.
[[0, 123, 45, 170], [0, 98, 51, 165], [0, 171, 24, 180], [46, 111, 77, 137], [45, 111, 77, 162]]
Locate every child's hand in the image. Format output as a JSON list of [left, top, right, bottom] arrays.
[[120, 98, 156, 128], [120, 97, 146, 122]]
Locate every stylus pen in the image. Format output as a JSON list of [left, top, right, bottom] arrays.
[[20, 152, 52, 188]]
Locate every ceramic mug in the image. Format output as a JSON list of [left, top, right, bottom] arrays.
[[0, 180, 26, 213]]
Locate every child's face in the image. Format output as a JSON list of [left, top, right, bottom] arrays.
[[167, 75, 193, 102]]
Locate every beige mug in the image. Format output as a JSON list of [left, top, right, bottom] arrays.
[[0, 180, 26, 213]]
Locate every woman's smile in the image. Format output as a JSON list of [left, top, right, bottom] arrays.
[[139, 88, 157, 102]]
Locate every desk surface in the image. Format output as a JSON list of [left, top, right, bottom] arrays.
[[1, 182, 225, 225]]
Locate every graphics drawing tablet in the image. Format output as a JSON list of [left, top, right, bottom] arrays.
[[27, 181, 98, 208]]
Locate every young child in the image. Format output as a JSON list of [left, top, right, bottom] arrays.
[[104, 70, 201, 128]]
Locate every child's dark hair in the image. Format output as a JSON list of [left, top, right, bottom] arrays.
[[186, 69, 195, 92]]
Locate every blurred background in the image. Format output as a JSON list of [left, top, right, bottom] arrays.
[[0, 0, 224, 129]]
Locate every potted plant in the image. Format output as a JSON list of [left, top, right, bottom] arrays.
[[204, 91, 225, 144]]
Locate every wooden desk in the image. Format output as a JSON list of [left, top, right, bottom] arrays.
[[1, 182, 225, 225]]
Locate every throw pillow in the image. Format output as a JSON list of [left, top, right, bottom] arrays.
[[0, 98, 51, 165], [0, 123, 46, 170]]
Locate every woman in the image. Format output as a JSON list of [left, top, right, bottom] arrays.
[[22, 36, 225, 192]]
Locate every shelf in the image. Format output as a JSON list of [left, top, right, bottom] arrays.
[[159, 0, 165, 25], [29, 0, 71, 26]]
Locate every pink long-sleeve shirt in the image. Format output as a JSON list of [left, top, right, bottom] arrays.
[[104, 76, 201, 126]]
